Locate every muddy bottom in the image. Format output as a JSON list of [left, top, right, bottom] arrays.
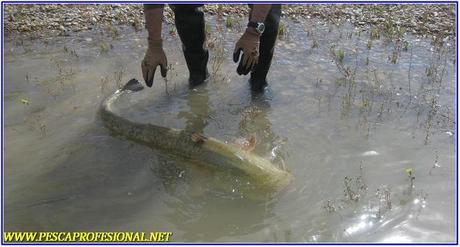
[[3, 17, 456, 242]]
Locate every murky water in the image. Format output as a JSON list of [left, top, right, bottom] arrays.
[[4, 16, 456, 242]]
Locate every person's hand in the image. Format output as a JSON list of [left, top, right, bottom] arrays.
[[233, 28, 260, 75], [141, 39, 168, 87]]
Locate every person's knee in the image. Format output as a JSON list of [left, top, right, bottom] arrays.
[[170, 4, 204, 15], [265, 4, 281, 30], [270, 4, 282, 18], [247, 4, 281, 23], [144, 4, 163, 11]]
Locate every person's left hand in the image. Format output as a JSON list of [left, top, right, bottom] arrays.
[[233, 28, 261, 75]]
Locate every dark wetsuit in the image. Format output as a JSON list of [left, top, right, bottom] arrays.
[[144, 4, 282, 88]]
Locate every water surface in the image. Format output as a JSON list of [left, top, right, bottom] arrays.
[[3, 17, 456, 242]]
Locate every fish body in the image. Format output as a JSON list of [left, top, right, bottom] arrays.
[[100, 79, 293, 198]]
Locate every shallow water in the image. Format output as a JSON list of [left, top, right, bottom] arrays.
[[3, 16, 456, 242]]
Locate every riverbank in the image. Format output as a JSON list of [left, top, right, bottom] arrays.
[[4, 4, 456, 40]]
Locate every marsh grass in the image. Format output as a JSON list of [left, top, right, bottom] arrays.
[[41, 56, 76, 99], [322, 166, 368, 214], [278, 22, 290, 40], [225, 17, 234, 28], [99, 42, 113, 54], [322, 200, 337, 213], [169, 26, 177, 37], [99, 75, 111, 96], [208, 35, 228, 84], [131, 18, 142, 32], [428, 150, 440, 175], [25, 114, 47, 138], [205, 23, 212, 37], [416, 44, 451, 144], [63, 46, 78, 58], [375, 186, 392, 219], [404, 168, 416, 195], [98, 65, 130, 96], [343, 175, 368, 203], [114, 66, 126, 89], [107, 25, 120, 39], [35, 115, 47, 137], [311, 39, 319, 49], [320, 22, 454, 144]]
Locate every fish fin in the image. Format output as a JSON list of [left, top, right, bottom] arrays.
[[243, 134, 257, 152], [232, 134, 257, 152], [191, 132, 208, 143], [247, 134, 256, 148]]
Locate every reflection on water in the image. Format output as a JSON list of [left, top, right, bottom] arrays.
[[239, 92, 289, 170], [180, 87, 210, 134], [3, 16, 456, 242]]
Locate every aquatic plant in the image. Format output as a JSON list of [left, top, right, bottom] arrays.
[[369, 27, 380, 39], [405, 168, 415, 195], [114, 66, 126, 89], [311, 39, 319, 49], [278, 22, 286, 36], [63, 46, 78, 58], [366, 39, 372, 50], [99, 42, 112, 53], [375, 186, 392, 219], [322, 200, 337, 213], [389, 50, 398, 64], [131, 18, 141, 32], [343, 174, 368, 203], [107, 25, 120, 38], [21, 98, 29, 105], [169, 26, 177, 37], [99, 75, 111, 96], [428, 150, 440, 175], [335, 49, 345, 63], [205, 23, 212, 36], [225, 17, 234, 28], [26, 114, 47, 138], [209, 36, 228, 84], [403, 40, 410, 51]]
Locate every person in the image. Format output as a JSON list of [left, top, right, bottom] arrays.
[[141, 4, 281, 92]]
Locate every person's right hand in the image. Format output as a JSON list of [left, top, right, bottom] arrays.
[[141, 39, 168, 87]]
